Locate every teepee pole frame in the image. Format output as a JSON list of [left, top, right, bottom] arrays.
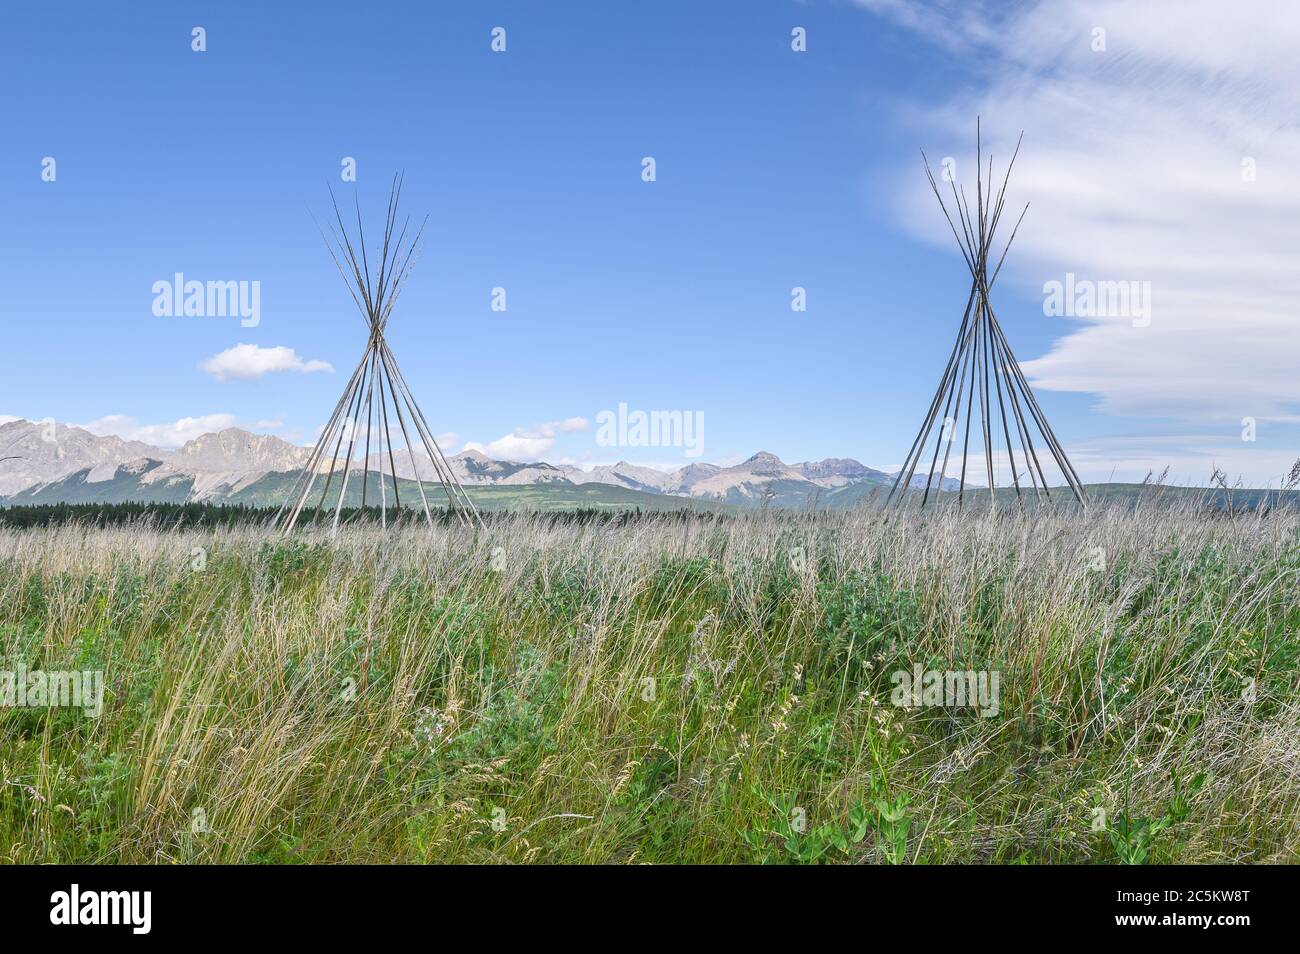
[[886, 121, 1086, 512], [275, 176, 484, 533]]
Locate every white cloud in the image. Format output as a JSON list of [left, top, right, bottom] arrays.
[[878, 432, 1300, 487], [200, 344, 333, 382], [1063, 433, 1300, 488], [81, 413, 239, 448], [870, 0, 1300, 426], [463, 417, 589, 462]]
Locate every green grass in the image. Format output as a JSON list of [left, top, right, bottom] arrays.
[[0, 504, 1297, 863]]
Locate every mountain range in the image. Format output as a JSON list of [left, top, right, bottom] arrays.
[[0, 418, 961, 509]]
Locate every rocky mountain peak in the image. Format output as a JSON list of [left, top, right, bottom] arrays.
[[175, 429, 310, 473], [0, 419, 908, 505]]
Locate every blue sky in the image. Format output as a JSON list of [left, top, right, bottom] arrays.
[[3, 0, 1298, 485]]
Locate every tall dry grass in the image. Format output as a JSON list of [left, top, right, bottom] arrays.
[[0, 501, 1296, 863]]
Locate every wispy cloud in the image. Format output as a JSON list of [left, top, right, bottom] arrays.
[[81, 413, 239, 448], [1064, 432, 1300, 488], [852, 0, 1013, 54], [200, 344, 333, 382], [464, 417, 590, 462], [867, 0, 1300, 434]]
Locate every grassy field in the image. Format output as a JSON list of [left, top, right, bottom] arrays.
[[0, 501, 1297, 863]]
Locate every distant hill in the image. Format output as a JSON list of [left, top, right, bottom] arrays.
[[1, 459, 724, 513], [846, 481, 1300, 512], [4, 418, 1287, 513], [0, 418, 949, 510], [6, 459, 1295, 515]]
